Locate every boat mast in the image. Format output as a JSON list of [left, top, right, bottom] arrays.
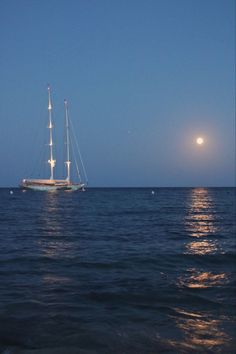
[[64, 99, 71, 182], [47, 85, 56, 180]]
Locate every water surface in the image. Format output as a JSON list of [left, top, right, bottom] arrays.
[[0, 187, 235, 353]]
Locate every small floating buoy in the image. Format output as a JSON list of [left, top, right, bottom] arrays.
[[151, 190, 155, 195], [10, 190, 13, 195]]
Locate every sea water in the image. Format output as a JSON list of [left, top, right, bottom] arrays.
[[0, 187, 235, 353]]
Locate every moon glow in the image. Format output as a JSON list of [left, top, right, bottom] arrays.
[[196, 137, 204, 145]]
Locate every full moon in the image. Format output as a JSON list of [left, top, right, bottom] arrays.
[[196, 137, 204, 145]]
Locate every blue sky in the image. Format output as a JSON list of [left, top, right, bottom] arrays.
[[0, 0, 235, 187]]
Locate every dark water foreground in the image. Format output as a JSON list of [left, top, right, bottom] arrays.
[[0, 187, 235, 354]]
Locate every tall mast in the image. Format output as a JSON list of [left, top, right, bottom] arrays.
[[47, 85, 56, 180], [64, 99, 71, 182]]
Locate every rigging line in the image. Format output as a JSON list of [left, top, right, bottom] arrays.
[[30, 133, 46, 178], [38, 111, 51, 178], [39, 126, 49, 178], [71, 125, 86, 183], [70, 117, 88, 184], [71, 138, 82, 182], [38, 146, 46, 178], [63, 125, 67, 179], [27, 112, 48, 178]]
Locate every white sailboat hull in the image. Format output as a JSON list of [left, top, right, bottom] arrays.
[[20, 179, 85, 192]]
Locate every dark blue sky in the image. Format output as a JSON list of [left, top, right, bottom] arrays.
[[0, 0, 235, 187]]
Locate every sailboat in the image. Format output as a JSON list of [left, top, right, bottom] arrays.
[[20, 86, 87, 191]]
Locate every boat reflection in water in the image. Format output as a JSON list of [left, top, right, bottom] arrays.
[[36, 192, 74, 258], [37, 192, 75, 288], [170, 188, 233, 353]]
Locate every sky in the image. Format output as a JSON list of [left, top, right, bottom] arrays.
[[0, 0, 235, 187]]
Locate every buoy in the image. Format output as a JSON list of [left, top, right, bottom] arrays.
[[151, 190, 155, 195], [10, 190, 13, 195]]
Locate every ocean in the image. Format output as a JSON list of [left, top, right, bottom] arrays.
[[0, 187, 235, 354]]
